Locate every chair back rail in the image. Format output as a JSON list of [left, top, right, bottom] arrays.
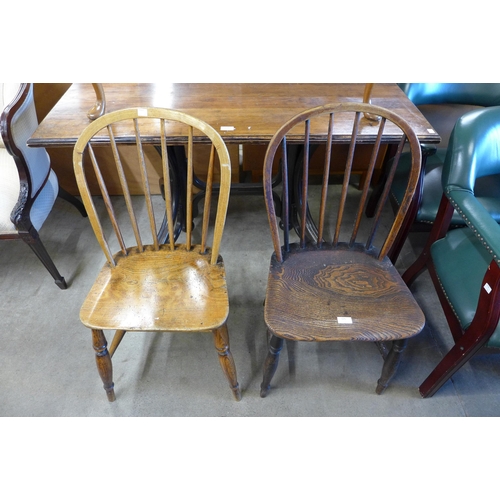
[[1, 83, 52, 212], [264, 102, 421, 263], [73, 108, 231, 267]]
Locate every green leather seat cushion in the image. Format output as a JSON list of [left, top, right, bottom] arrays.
[[431, 226, 500, 348], [391, 150, 500, 226]]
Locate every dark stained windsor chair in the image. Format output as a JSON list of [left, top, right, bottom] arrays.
[[402, 105, 500, 398], [0, 83, 86, 289], [260, 102, 425, 397], [73, 107, 241, 402]]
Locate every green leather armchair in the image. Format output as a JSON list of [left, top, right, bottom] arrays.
[[402, 105, 500, 397], [387, 83, 500, 262]]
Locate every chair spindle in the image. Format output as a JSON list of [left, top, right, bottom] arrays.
[[107, 125, 143, 253], [333, 111, 362, 246], [133, 119, 159, 250], [88, 141, 126, 262], [349, 117, 386, 247], [317, 113, 335, 246], [186, 126, 194, 251], [281, 138, 290, 255], [366, 134, 407, 257], [201, 144, 215, 254], [300, 120, 310, 248], [160, 119, 176, 251]]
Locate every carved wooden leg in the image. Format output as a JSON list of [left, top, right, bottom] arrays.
[[213, 324, 241, 401], [376, 339, 407, 395], [260, 333, 284, 398], [24, 229, 67, 289], [92, 329, 116, 402]]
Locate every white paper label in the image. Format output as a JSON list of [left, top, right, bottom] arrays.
[[337, 317, 353, 324], [484, 283, 492, 294], [220, 126, 235, 131], [138, 108, 148, 117]]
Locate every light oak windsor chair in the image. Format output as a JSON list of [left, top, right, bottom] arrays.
[[73, 107, 241, 402]]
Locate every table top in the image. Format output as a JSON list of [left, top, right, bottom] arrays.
[[29, 83, 440, 147]]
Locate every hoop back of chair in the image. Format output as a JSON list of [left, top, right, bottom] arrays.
[[263, 102, 421, 263], [73, 107, 231, 266]]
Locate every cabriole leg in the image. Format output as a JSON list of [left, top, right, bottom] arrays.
[[92, 329, 116, 402], [260, 332, 284, 398], [376, 339, 407, 395], [213, 324, 242, 401]]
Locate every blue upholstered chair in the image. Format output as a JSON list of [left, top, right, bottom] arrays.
[[403, 105, 500, 397], [387, 83, 500, 262], [0, 83, 86, 289]]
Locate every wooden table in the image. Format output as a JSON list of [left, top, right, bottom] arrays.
[[30, 83, 439, 147], [29, 83, 440, 242]]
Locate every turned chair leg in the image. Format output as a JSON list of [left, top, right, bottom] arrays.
[[376, 339, 407, 395], [92, 329, 116, 402], [213, 324, 242, 401], [260, 332, 284, 397]]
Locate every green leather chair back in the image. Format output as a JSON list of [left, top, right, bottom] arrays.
[[443, 106, 500, 191], [399, 83, 500, 107], [390, 84, 500, 229]]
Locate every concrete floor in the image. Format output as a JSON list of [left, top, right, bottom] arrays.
[[2, 190, 500, 417]]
